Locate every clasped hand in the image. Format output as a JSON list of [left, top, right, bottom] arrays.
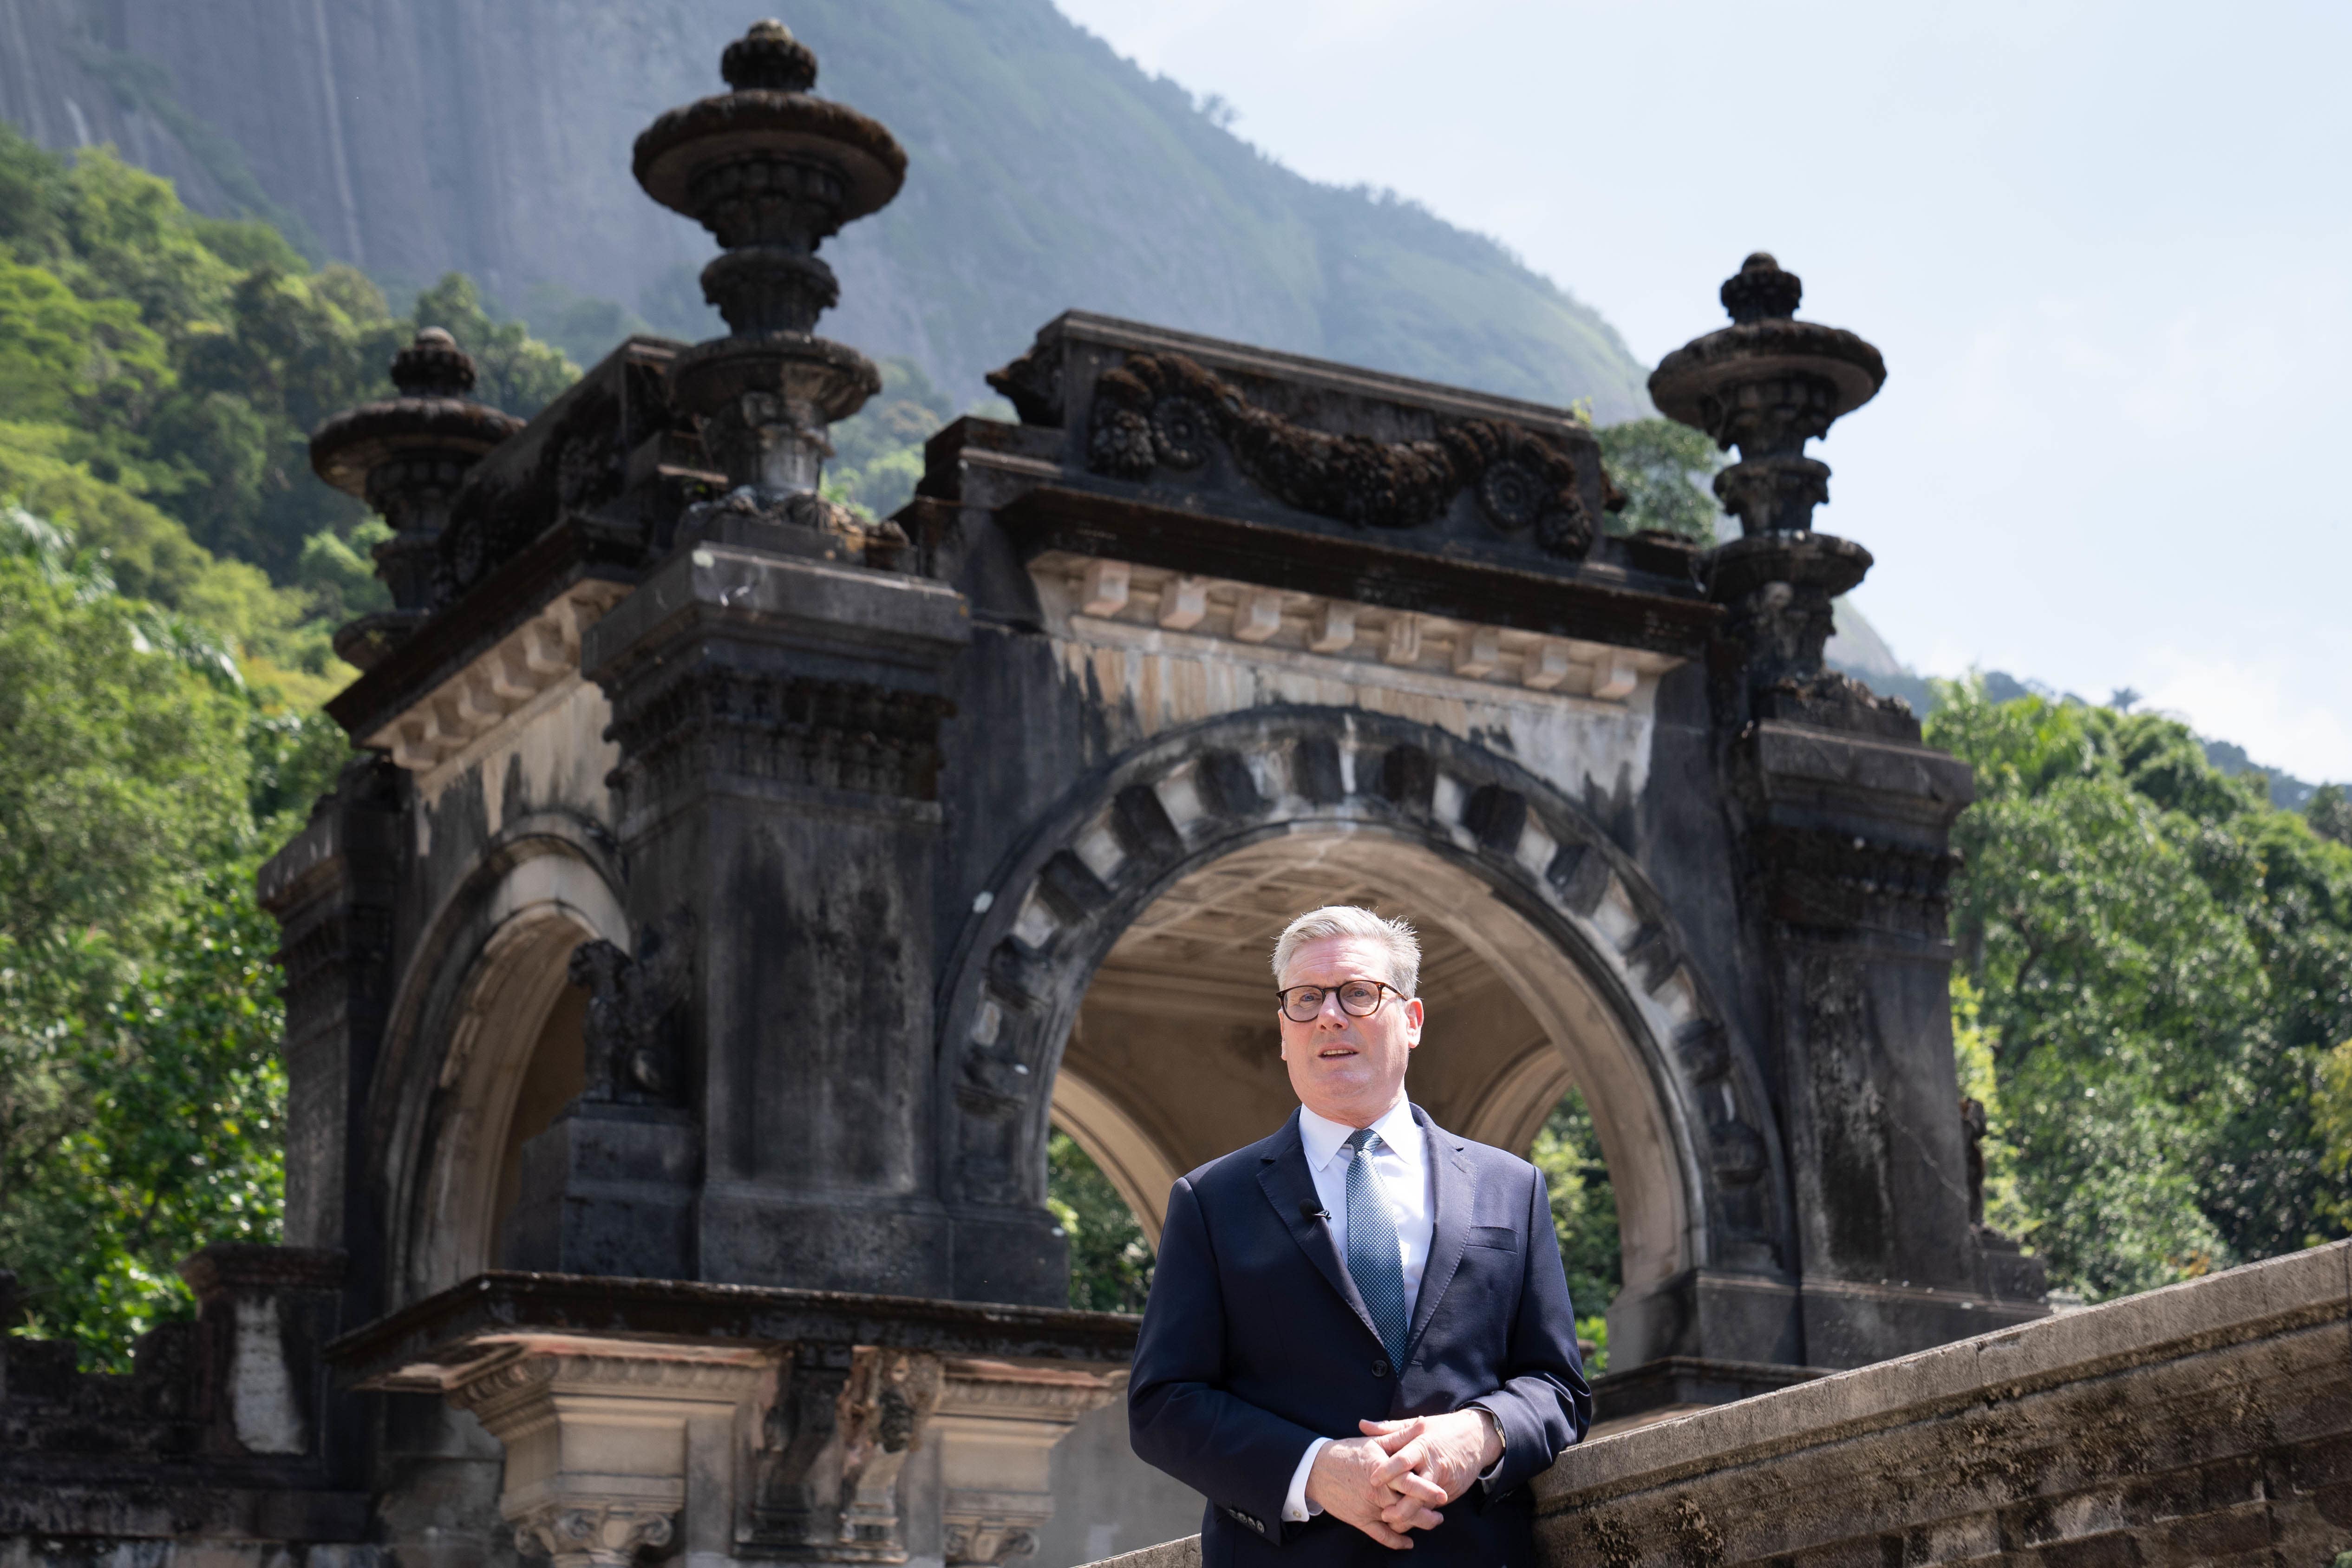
[[1303, 1409, 1500, 1550]]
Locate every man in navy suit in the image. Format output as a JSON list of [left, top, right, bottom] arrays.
[[1129, 906, 1591, 1565]]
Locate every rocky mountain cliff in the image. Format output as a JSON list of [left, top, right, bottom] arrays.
[[0, 0, 1651, 414]]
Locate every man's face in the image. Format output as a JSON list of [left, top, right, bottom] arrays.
[[1277, 934, 1424, 1128]]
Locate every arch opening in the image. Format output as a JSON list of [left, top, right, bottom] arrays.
[[1045, 828, 1673, 1322], [386, 846, 626, 1305]]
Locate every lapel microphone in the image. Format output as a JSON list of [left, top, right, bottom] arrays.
[[1299, 1200, 1330, 1222]]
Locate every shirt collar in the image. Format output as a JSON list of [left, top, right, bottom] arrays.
[[1299, 1099, 1421, 1171]]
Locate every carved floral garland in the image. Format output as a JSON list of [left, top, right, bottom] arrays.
[[1084, 352, 1595, 558]]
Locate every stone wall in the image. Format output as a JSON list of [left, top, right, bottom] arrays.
[[0, 1247, 369, 1567], [1552, 1239, 2352, 1564], [1078, 1239, 2352, 1568]]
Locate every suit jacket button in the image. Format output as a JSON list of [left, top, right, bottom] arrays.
[[1372, 1358, 1390, 1377]]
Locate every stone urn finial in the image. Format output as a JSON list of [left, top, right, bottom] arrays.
[[1718, 251, 1803, 325], [634, 19, 907, 508], [1653, 257, 1897, 708], [1649, 253, 1884, 538], [721, 19, 818, 91], [309, 329, 524, 668], [388, 326, 477, 399]]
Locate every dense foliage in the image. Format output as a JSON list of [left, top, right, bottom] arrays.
[[0, 122, 569, 679], [0, 521, 339, 1365], [1047, 1131, 1156, 1314], [823, 358, 964, 522], [1929, 678, 2352, 1299], [0, 131, 571, 1365], [1527, 1086, 1618, 1370]]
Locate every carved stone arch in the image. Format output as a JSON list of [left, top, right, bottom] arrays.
[[368, 815, 628, 1307], [935, 707, 1793, 1318]]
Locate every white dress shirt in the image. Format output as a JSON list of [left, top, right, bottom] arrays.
[[1281, 1099, 1435, 1522]]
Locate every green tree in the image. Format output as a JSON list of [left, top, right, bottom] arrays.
[[823, 357, 993, 522], [0, 124, 574, 592], [1048, 1130, 1155, 1313], [0, 549, 249, 956], [0, 131, 603, 1371], [0, 872, 287, 1365], [1594, 417, 1724, 544], [293, 517, 393, 627], [2312, 785, 2352, 849], [1528, 1085, 1617, 1370], [1928, 678, 2352, 1298], [0, 516, 344, 1365], [0, 257, 170, 431]]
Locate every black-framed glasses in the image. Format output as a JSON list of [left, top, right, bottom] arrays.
[[1276, 979, 1405, 1023]]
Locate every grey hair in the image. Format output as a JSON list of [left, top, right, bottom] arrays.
[[1270, 905, 1421, 999]]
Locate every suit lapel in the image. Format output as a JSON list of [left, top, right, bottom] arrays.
[[1255, 1110, 1385, 1348], [1406, 1107, 1476, 1354]]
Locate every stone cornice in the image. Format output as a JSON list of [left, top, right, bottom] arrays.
[[359, 579, 630, 774], [995, 485, 1717, 661], [325, 510, 644, 743], [1030, 551, 1679, 708], [331, 1271, 1138, 1390]]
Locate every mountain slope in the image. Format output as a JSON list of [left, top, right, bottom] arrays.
[[0, 0, 1649, 414]]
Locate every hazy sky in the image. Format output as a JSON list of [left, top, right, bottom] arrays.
[[1052, 0, 2350, 784]]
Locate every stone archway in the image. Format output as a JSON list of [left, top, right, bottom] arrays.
[[371, 831, 628, 1306], [1051, 836, 1609, 1237], [937, 708, 1793, 1343]]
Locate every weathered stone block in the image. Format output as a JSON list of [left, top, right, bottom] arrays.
[[1533, 1242, 2352, 1568], [502, 1104, 698, 1278]]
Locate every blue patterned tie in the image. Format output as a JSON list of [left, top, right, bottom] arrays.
[[1344, 1128, 1410, 1365]]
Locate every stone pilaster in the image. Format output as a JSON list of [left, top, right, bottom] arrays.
[[338, 1278, 1139, 1568], [438, 1337, 774, 1568], [933, 1361, 1121, 1567], [256, 758, 401, 1259], [1653, 255, 2045, 1369], [397, 1328, 1115, 1568], [578, 539, 979, 1297]]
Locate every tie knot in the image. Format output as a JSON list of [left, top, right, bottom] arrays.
[[1346, 1128, 1384, 1156]]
